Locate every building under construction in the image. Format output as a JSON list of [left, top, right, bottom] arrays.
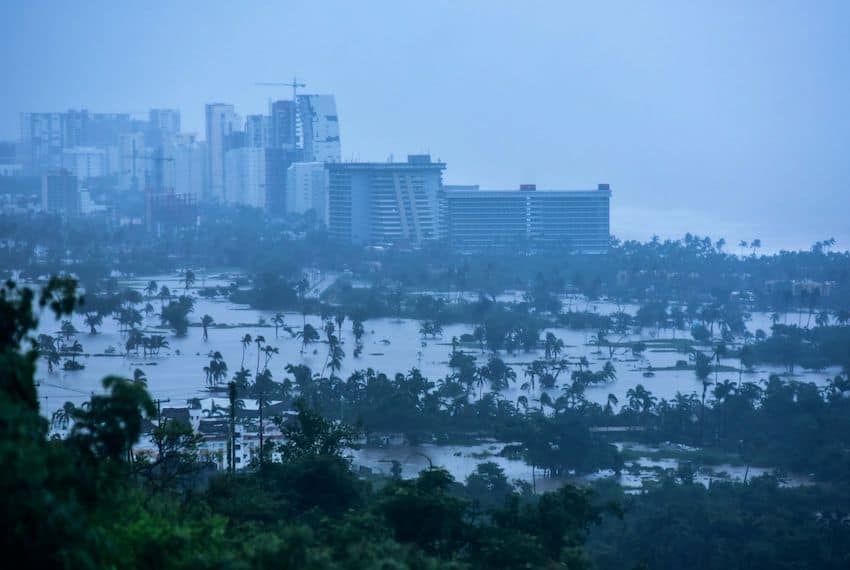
[[144, 188, 197, 234]]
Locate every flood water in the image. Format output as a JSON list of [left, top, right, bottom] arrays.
[[34, 271, 834, 488]]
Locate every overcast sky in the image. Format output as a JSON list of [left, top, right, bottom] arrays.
[[1, 1, 848, 249]]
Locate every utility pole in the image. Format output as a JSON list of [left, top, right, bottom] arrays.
[[153, 397, 170, 459]]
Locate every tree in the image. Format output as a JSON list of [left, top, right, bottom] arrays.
[[272, 312, 287, 339], [626, 384, 656, 420], [158, 285, 171, 311], [70, 375, 156, 461], [83, 312, 103, 335], [183, 269, 196, 291], [201, 314, 214, 341], [253, 335, 266, 376], [276, 398, 357, 461], [297, 324, 319, 355], [240, 333, 252, 368], [160, 295, 194, 336]]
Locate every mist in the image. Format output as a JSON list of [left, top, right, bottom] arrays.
[[1, 0, 848, 249]]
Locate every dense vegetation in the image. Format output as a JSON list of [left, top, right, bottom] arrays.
[[3, 278, 622, 568]]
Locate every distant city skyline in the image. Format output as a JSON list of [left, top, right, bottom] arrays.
[[1, 1, 848, 250]]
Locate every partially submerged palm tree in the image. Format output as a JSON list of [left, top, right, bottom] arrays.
[[145, 280, 158, 298], [183, 269, 196, 291], [201, 314, 214, 341], [297, 324, 319, 356], [272, 313, 286, 339], [84, 312, 103, 335]]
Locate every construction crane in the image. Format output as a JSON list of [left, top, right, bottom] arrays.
[[255, 76, 306, 102], [124, 148, 174, 192]]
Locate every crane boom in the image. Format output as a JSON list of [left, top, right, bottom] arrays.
[[255, 75, 306, 101]]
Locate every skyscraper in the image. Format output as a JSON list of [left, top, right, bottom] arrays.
[[269, 100, 297, 151], [327, 155, 444, 245], [205, 103, 242, 202], [147, 109, 181, 147], [297, 95, 341, 163], [19, 112, 63, 173], [245, 114, 270, 148]]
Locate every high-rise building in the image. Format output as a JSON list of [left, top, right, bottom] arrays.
[[147, 109, 181, 147], [327, 155, 444, 246], [60, 147, 109, 185], [161, 134, 206, 200], [224, 147, 266, 208], [245, 114, 270, 148], [297, 95, 341, 162], [286, 162, 328, 224], [443, 184, 611, 253], [269, 100, 297, 151], [41, 169, 80, 217], [205, 103, 242, 202], [19, 113, 64, 173], [20, 110, 136, 175]]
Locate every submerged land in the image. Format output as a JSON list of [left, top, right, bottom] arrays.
[[3, 207, 850, 568]]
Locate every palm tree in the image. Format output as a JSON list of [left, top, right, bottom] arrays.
[[201, 314, 214, 341], [327, 342, 345, 380], [240, 333, 252, 368], [625, 384, 656, 422], [604, 393, 619, 415], [334, 313, 346, 341], [297, 324, 319, 355], [262, 345, 279, 371], [45, 349, 60, 373], [712, 342, 727, 384], [83, 312, 103, 335], [60, 320, 77, 341], [544, 332, 564, 361], [738, 240, 748, 257], [577, 356, 589, 372], [147, 335, 169, 356], [272, 312, 286, 339], [296, 277, 309, 326], [145, 280, 158, 298], [50, 402, 76, 431], [183, 269, 196, 291], [524, 360, 546, 390], [158, 285, 171, 311], [133, 368, 148, 384], [207, 352, 228, 388], [66, 340, 83, 364], [254, 335, 266, 376]]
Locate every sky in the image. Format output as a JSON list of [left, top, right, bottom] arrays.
[[1, 0, 848, 250]]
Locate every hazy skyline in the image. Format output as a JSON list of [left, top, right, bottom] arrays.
[[2, 0, 848, 250]]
